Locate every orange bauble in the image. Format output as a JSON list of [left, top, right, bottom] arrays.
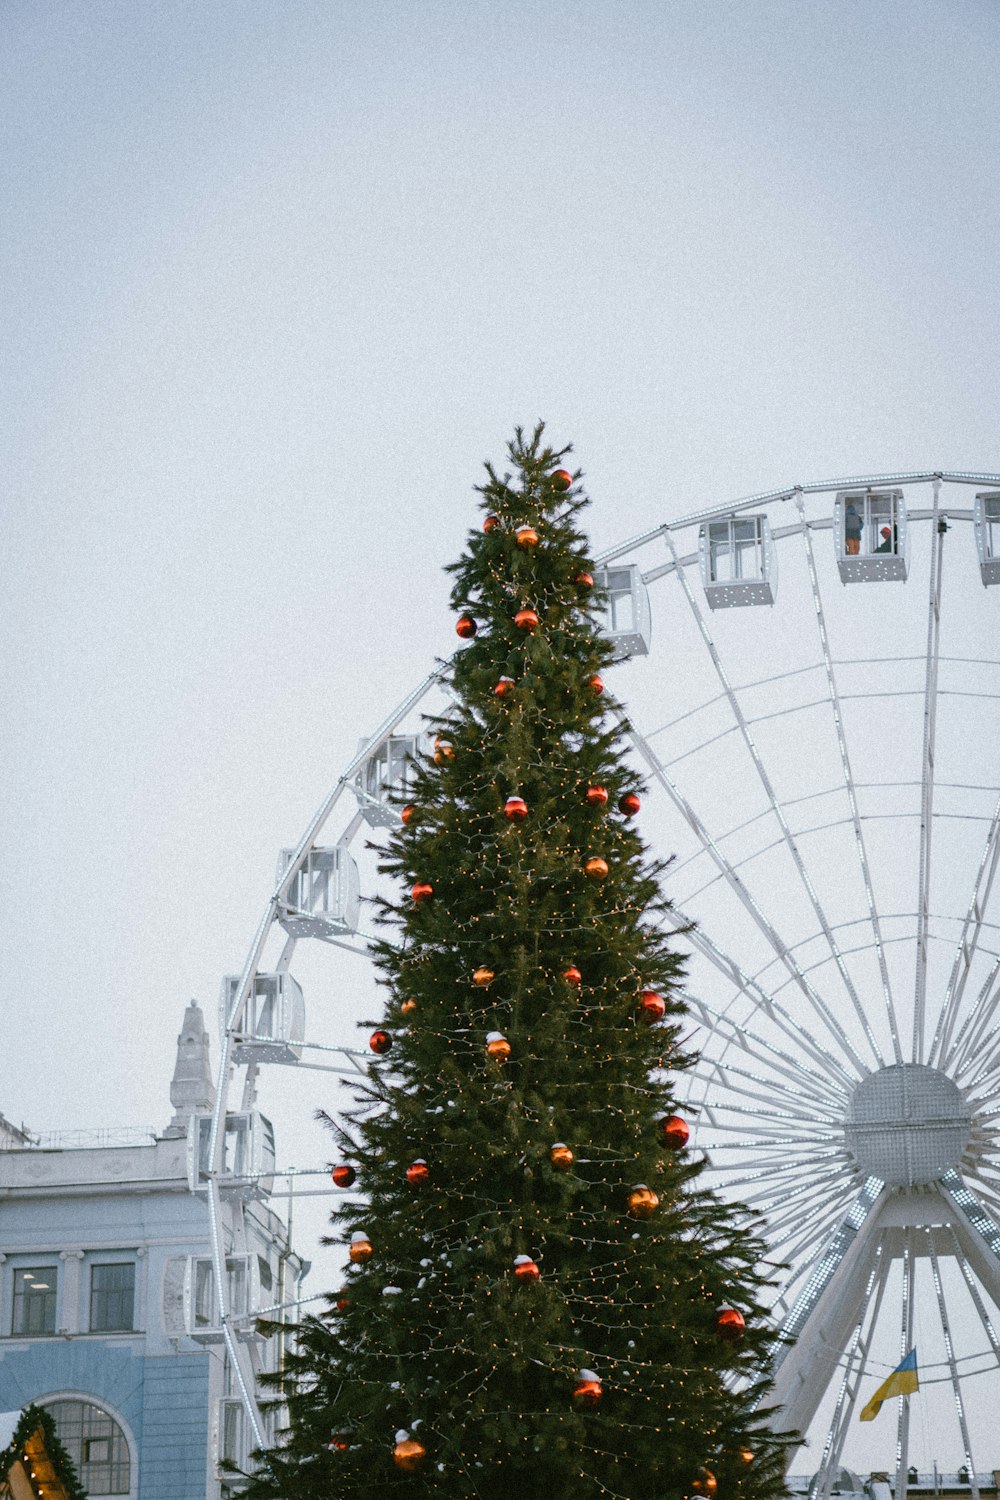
[[349, 1233, 373, 1264], [572, 1371, 603, 1408], [618, 791, 641, 816], [562, 964, 582, 987], [495, 675, 515, 697], [584, 856, 609, 880], [588, 673, 605, 695], [456, 614, 478, 639], [483, 513, 501, 533], [369, 1029, 392, 1055], [411, 880, 434, 904], [627, 1184, 660, 1219], [638, 989, 666, 1023], [433, 738, 455, 764], [575, 571, 594, 589], [515, 525, 540, 549], [486, 1031, 511, 1060], [504, 795, 529, 822], [549, 1142, 574, 1170], [393, 1437, 427, 1473], [327, 1433, 350, 1451], [513, 1254, 540, 1281], [585, 784, 609, 808], [401, 997, 417, 1015], [690, 1470, 718, 1499], [514, 608, 540, 631], [716, 1305, 746, 1341], [332, 1164, 356, 1188], [400, 803, 416, 825], [473, 966, 495, 988], [406, 1158, 430, 1185], [551, 468, 573, 491], [660, 1114, 690, 1151], [335, 1291, 349, 1312]]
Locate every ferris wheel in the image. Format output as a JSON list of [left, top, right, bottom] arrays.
[[208, 469, 1000, 1492]]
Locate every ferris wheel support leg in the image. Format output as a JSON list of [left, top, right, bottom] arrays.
[[913, 477, 944, 1063], [894, 1231, 915, 1500], [939, 1171, 1000, 1313], [766, 1178, 885, 1448], [812, 1236, 891, 1500], [928, 1240, 980, 1500]]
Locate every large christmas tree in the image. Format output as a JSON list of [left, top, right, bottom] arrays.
[[246, 426, 789, 1499]]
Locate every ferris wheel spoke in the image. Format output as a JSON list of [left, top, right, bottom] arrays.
[[796, 492, 904, 1064], [739, 1160, 856, 1213], [708, 1154, 846, 1198], [933, 795, 1000, 1068], [928, 1238, 981, 1500], [946, 960, 1000, 1082], [811, 1234, 891, 1500], [950, 1229, 1000, 1368], [912, 479, 945, 1063], [684, 1000, 850, 1110], [697, 1065, 843, 1125], [662, 534, 886, 1070], [660, 892, 860, 1090], [761, 1178, 857, 1248]]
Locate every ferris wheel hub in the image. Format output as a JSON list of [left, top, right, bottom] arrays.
[[844, 1063, 972, 1188]]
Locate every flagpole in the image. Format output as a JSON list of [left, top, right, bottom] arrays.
[[895, 1230, 915, 1500]]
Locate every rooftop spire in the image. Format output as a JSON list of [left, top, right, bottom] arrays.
[[164, 1000, 215, 1137]]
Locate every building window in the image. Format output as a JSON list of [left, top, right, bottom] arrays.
[[40, 1399, 130, 1495], [90, 1262, 135, 1333], [12, 1266, 58, 1336]]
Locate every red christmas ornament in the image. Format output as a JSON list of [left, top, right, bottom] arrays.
[[483, 513, 501, 533], [549, 1142, 574, 1170], [618, 791, 641, 817], [574, 571, 594, 590], [550, 468, 573, 491], [369, 1029, 393, 1055], [486, 1030, 511, 1060], [335, 1290, 350, 1312], [400, 803, 416, 825], [572, 1370, 603, 1408], [327, 1433, 351, 1451], [411, 880, 433, 904], [349, 1232, 373, 1264], [515, 525, 540, 549], [514, 608, 540, 632], [627, 1184, 660, 1219], [332, 1164, 356, 1189], [638, 989, 666, 1023], [406, 1158, 430, 1186], [660, 1114, 690, 1151], [504, 795, 529, 822], [585, 784, 609, 808], [401, 997, 417, 1015], [584, 856, 609, 880], [690, 1470, 718, 1499], [513, 1254, 540, 1281], [472, 966, 495, 988], [562, 964, 582, 987], [716, 1305, 746, 1341], [433, 737, 455, 764], [393, 1436, 427, 1473], [495, 675, 515, 697], [588, 673, 605, 696], [456, 614, 478, 639]]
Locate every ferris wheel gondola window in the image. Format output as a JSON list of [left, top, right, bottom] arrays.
[[834, 488, 908, 582], [593, 564, 651, 658], [974, 491, 1000, 585], [276, 846, 361, 938], [353, 734, 422, 827], [698, 515, 776, 608], [220, 972, 305, 1064]]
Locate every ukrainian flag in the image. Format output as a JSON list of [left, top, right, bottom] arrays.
[[860, 1349, 919, 1422]]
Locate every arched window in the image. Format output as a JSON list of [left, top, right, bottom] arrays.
[[38, 1399, 130, 1496]]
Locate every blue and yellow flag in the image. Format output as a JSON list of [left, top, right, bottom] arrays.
[[860, 1349, 919, 1422]]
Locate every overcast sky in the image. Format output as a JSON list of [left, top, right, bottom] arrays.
[[2, 0, 998, 1470]]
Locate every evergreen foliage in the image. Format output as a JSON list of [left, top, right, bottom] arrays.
[[2, 1404, 87, 1500], [245, 426, 790, 1499]]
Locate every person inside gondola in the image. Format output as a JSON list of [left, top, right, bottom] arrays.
[[874, 524, 895, 553], [845, 501, 862, 555]]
